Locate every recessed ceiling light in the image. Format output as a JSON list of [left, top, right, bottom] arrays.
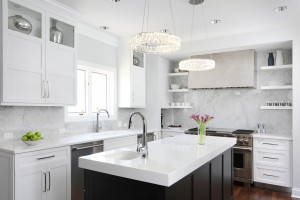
[[273, 6, 288, 12], [110, 0, 120, 2], [210, 19, 221, 24], [100, 26, 109, 30]]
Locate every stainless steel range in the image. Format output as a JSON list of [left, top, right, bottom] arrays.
[[185, 127, 254, 187]]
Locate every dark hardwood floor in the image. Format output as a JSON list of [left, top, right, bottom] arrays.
[[234, 183, 293, 200]]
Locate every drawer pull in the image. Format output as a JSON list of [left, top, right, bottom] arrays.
[[263, 174, 279, 178], [263, 156, 279, 160], [37, 155, 55, 160], [262, 143, 278, 146]]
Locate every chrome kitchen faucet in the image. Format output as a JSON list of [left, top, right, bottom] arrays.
[[96, 109, 110, 132], [128, 112, 148, 158]]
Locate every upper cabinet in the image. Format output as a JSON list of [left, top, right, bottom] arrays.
[[0, 0, 77, 106], [118, 41, 146, 108]]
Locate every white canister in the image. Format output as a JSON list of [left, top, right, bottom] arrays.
[[275, 50, 284, 66]]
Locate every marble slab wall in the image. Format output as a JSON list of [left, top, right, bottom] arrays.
[[164, 50, 293, 137], [0, 106, 134, 138]]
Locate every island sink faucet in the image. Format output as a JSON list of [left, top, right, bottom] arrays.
[[96, 109, 110, 132], [128, 112, 148, 158]]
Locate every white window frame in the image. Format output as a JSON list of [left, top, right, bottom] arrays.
[[65, 60, 117, 122]]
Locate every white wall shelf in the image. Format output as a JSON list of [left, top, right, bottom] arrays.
[[168, 89, 189, 93], [162, 106, 193, 109], [168, 72, 188, 76], [261, 85, 293, 90], [261, 64, 292, 71], [260, 106, 293, 110]]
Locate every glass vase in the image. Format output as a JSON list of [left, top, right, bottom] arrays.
[[198, 123, 206, 145]]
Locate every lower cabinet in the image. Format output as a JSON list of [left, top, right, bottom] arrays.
[[14, 146, 71, 200], [84, 149, 233, 200], [253, 137, 292, 187]]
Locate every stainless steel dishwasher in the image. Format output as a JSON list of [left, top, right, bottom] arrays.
[[71, 141, 103, 200]]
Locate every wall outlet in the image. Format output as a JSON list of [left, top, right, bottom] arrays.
[[58, 128, 66, 134], [3, 132, 13, 139]]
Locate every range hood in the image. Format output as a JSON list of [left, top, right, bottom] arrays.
[[188, 50, 256, 89]]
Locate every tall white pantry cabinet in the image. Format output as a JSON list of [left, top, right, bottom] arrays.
[[0, 0, 78, 106]]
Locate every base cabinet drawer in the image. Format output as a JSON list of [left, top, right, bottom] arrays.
[[254, 138, 289, 151], [254, 149, 289, 168], [254, 165, 291, 187]]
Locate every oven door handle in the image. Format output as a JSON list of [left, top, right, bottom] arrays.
[[233, 146, 252, 152]]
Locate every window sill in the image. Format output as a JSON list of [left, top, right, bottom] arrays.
[[65, 113, 117, 122]]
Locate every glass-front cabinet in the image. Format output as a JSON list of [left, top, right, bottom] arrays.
[[1, 0, 77, 106], [7, 0, 43, 38]]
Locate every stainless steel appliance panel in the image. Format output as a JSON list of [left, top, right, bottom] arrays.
[[71, 141, 103, 200]]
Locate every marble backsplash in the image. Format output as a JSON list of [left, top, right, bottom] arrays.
[[0, 105, 135, 139], [163, 49, 293, 137]]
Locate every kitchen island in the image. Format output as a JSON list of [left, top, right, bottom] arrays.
[[79, 135, 236, 200]]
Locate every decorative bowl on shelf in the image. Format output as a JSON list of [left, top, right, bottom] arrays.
[[170, 84, 180, 90], [22, 138, 43, 146]]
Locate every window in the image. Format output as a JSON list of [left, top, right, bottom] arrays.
[[67, 61, 117, 121]]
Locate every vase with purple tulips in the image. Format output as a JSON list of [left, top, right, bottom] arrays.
[[191, 114, 214, 145]]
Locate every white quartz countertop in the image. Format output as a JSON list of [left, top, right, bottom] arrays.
[[0, 129, 155, 154], [79, 135, 236, 187], [252, 133, 293, 140]]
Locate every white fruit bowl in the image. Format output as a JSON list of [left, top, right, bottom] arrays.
[[22, 139, 43, 146]]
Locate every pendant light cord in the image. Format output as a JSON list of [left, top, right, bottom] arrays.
[[142, 0, 147, 32], [201, 3, 213, 60], [168, 0, 177, 35]]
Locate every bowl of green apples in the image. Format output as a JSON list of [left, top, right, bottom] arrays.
[[21, 131, 43, 146]]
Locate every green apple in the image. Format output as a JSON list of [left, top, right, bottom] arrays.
[[31, 135, 38, 141], [35, 132, 42, 137], [22, 135, 28, 141], [26, 131, 34, 138]]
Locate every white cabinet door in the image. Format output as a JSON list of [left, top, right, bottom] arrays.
[[131, 65, 145, 107], [15, 166, 47, 200], [3, 32, 45, 104], [46, 161, 70, 200], [45, 44, 76, 105]]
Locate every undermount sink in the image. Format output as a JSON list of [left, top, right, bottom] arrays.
[[103, 151, 140, 160]]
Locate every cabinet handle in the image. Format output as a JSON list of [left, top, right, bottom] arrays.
[[47, 81, 50, 98], [42, 81, 46, 98], [43, 172, 47, 192], [47, 172, 51, 191], [262, 143, 278, 146], [263, 174, 279, 178], [72, 144, 103, 151], [263, 156, 279, 160], [37, 155, 55, 160]]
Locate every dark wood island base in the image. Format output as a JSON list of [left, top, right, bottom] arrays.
[[84, 149, 233, 200]]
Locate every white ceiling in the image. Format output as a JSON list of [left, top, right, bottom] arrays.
[[55, 0, 299, 42]]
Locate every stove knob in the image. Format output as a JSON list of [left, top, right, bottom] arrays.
[[244, 138, 249, 144]]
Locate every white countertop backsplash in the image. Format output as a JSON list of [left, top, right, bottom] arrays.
[[79, 135, 236, 186]]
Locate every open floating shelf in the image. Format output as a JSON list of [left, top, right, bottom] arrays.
[[261, 64, 292, 71], [162, 106, 193, 109], [168, 89, 189, 93], [168, 72, 189, 76], [261, 85, 292, 90], [260, 106, 293, 110]]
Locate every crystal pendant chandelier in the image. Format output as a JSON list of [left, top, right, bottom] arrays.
[[179, 0, 215, 71], [130, 0, 181, 54]]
